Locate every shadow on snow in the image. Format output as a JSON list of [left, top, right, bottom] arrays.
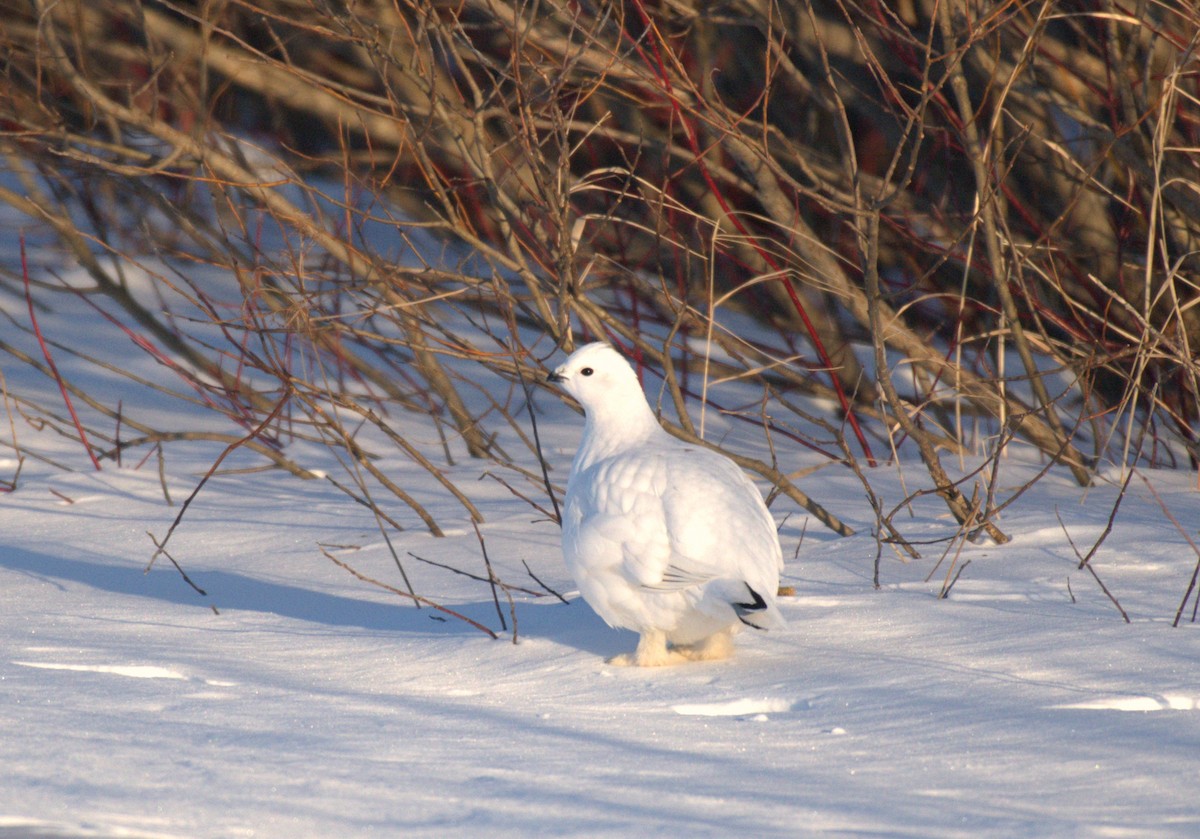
[[0, 546, 626, 657]]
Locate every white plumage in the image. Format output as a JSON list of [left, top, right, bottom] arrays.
[[549, 342, 785, 666]]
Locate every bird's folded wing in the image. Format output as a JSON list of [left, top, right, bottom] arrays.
[[577, 448, 779, 593], [638, 563, 716, 591]]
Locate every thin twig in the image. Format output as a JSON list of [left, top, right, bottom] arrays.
[[515, 356, 562, 526], [1134, 472, 1200, 626], [408, 551, 544, 597], [472, 520, 505, 629], [523, 559, 568, 604], [146, 531, 209, 598], [322, 547, 499, 638], [1054, 508, 1130, 623], [147, 392, 291, 570], [20, 233, 101, 471]]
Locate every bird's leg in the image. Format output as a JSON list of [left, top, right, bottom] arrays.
[[676, 628, 735, 662], [606, 629, 687, 667]]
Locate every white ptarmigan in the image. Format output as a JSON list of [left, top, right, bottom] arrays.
[[549, 342, 785, 666]]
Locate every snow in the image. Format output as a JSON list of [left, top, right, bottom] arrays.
[[4, 238, 1200, 837]]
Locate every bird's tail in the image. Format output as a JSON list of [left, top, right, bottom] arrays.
[[731, 583, 786, 631]]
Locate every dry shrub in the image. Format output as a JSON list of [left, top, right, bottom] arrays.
[[1, 0, 1198, 610]]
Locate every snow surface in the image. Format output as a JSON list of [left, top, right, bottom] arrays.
[[4, 233, 1200, 837]]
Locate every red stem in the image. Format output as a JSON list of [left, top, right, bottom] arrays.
[[20, 234, 102, 471], [624, 0, 876, 465]]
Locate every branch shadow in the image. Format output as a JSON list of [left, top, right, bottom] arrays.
[[0, 546, 630, 656]]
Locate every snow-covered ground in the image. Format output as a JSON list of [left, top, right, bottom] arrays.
[[3, 233, 1200, 837]]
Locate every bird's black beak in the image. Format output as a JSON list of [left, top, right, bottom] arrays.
[[547, 371, 566, 384]]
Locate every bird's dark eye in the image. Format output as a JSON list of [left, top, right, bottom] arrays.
[[581, 367, 594, 376]]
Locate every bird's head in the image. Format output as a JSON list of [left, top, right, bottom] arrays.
[[548, 342, 645, 415]]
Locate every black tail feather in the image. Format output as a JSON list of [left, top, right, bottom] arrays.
[[733, 584, 769, 630]]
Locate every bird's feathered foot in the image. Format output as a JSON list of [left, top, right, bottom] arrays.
[[608, 628, 736, 666], [606, 629, 689, 667], [676, 628, 735, 662]]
